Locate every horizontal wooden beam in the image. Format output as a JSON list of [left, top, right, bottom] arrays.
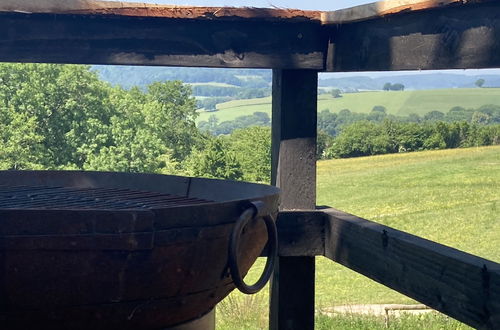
[[1, 2, 500, 71], [321, 0, 496, 24], [327, 1, 500, 71], [0, 0, 322, 22], [275, 209, 500, 328], [276, 211, 325, 257], [323, 208, 500, 330], [0, 13, 325, 69]]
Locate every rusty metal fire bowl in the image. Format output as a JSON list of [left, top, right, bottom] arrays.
[[0, 170, 279, 329]]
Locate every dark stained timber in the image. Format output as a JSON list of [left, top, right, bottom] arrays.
[[270, 70, 317, 330], [0, 12, 325, 69], [276, 211, 325, 257], [327, 2, 500, 71], [273, 209, 500, 329], [323, 208, 500, 330]]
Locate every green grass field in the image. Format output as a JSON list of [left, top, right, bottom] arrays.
[[197, 88, 500, 123], [217, 146, 499, 329]]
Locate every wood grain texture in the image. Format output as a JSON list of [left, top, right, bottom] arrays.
[[323, 208, 500, 330], [0, 12, 325, 69], [270, 70, 318, 330], [327, 2, 500, 71], [271, 70, 318, 208], [276, 211, 325, 257], [321, 0, 494, 24], [0, 0, 321, 21]]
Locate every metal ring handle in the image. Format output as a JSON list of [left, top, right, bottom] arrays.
[[228, 206, 277, 294]]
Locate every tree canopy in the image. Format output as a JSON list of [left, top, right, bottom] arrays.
[[0, 63, 201, 173]]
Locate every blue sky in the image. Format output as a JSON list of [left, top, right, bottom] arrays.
[[119, 0, 371, 10]]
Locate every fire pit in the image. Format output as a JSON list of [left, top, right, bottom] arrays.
[[0, 170, 279, 329]]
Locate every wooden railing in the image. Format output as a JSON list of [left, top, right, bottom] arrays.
[[276, 210, 500, 329]]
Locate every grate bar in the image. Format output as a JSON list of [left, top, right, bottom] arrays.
[[0, 184, 211, 210]]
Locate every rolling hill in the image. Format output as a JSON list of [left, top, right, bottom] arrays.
[[196, 88, 500, 123]]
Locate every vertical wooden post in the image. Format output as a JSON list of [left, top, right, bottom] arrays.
[[270, 69, 317, 330]]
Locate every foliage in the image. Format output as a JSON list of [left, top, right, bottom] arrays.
[[185, 137, 243, 180], [326, 119, 500, 159], [326, 121, 392, 158], [198, 111, 270, 135], [226, 126, 272, 183], [317, 130, 335, 160], [0, 63, 200, 173], [318, 109, 339, 136], [198, 88, 500, 123], [391, 83, 405, 91], [475, 78, 485, 88], [423, 110, 445, 121], [0, 63, 115, 169], [196, 97, 231, 111], [331, 88, 342, 98], [95, 66, 272, 89], [191, 85, 240, 97], [382, 82, 405, 91]]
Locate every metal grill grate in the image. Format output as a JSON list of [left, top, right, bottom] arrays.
[[0, 185, 212, 210]]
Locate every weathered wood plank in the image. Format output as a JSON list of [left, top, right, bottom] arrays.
[[276, 211, 325, 257], [270, 70, 318, 330], [323, 208, 500, 330], [0, 0, 321, 21], [321, 0, 494, 24], [0, 13, 325, 69], [327, 1, 500, 71]]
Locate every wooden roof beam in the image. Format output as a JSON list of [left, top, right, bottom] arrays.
[[0, 0, 499, 71], [325, 0, 500, 72]]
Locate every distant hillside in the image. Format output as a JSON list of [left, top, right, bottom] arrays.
[[197, 88, 500, 122], [94, 66, 500, 91], [93, 66, 271, 89], [319, 73, 500, 90]]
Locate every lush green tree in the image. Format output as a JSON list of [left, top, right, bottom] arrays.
[[424, 110, 445, 121], [331, 89, 342, 98], [84, 87, 169, 173], [405, 113, 422, 123], [326, 121, 391, 158], [390, 83, 405, 91], [317, 130, 335, 159], [227, 126, 271, 183], [186, 138, 243, 180], [0, 63, 115, 169], [368, 106, 387, 122], [383, 82, 392, 91], [476, 104, 500, 123], [472, 111, 491, 125], [145, 81, 201, 161], [372, 106, 387, 114], [0, 108, 44, 170], [201, 112, 271, 135], [475, 79, 485, 88], [445, 106, 474, 122], [191, 85, 239, 97], [318, 109, 338, 136]]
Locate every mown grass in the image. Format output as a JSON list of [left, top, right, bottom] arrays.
[[217, 146, 499, 329], [197, 88, 500, 122]]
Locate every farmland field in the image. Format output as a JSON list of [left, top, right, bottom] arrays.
[[217, 146, 500, 329], [197, 88, 500, 123]]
